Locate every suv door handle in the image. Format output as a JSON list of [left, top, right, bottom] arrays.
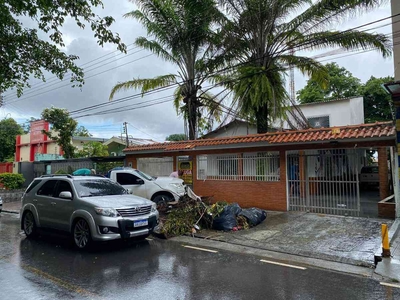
[[33, 199, 37, 202], [51, 202, 56, 206]]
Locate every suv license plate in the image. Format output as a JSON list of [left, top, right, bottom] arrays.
[[134, 219, 148, 227]]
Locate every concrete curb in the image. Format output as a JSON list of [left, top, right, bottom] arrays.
[[189, 233, 375, 268], [171, 236, 374, 278]]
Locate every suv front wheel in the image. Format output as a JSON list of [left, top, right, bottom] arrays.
[[23, 211, 37, 238], [73, 219, 92, 250]]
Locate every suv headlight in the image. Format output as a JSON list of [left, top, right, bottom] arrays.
[[169, 183, 183, 189], [94, 207, 119, 217], [151, 203, 157, 212]]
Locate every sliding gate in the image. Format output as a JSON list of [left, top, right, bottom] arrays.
[[287, 149, 361, 216]]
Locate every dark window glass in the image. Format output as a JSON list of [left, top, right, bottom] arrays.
[[37, 180, 58, 197], [25, 180, 42, 194], [73, 179, 126, 197], [116, 173, 141, 185], [55, 180, 73, 198], [308, 116, 330, 128]]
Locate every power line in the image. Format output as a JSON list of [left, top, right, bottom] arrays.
[[5, 10, 397, 106], [3, 47, 144, 101], [2, 43, 137, 99]]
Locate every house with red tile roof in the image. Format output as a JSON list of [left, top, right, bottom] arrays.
[[123, 122, 396, 219]]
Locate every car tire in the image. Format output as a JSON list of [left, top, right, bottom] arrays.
[[153, 194, 172, 211], [23, 211, 37, 238], [72, 218, 92, 250]]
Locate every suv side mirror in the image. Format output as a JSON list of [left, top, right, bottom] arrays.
[[59, 191, 72, 199], [136, 179, 144, 185]]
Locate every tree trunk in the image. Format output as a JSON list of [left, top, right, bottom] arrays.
[[188, 95, 197, 140], [255, 104, 269, 134]]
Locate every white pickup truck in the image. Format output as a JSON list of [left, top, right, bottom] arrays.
[[107, 167, 185, 203]]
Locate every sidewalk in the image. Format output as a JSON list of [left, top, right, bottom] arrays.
[[2, 201, 21, 213], [374, 219, 400, 281], [192, 211, 393, 268]]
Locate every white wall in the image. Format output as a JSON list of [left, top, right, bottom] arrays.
[[205, 122, 257, 139], [275, 97, 364, 129]]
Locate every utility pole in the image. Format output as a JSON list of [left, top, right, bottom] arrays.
[[393, 0, 400, 80], [123, 122, 129, 147]]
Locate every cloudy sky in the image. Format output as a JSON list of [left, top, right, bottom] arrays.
[[1, 1, 394, 141]]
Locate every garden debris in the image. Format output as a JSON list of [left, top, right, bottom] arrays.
[[239, 208, 267, 226], [158, 197, 266, 238]]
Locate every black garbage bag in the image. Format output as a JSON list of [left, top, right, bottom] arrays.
[[222, 203, 242, 216], [239, 208, 267, 226], [212, 212, 237, 231]]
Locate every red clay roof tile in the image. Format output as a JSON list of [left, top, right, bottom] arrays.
[[124, 122, 395, 153]]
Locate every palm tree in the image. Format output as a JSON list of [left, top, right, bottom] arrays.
[[109, 0, 226, 140], [219, 0, 391, 133]]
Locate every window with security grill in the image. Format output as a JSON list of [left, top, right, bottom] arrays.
[[197, 152, 280, 181]]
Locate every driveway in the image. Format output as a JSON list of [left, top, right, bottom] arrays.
[[194, 211, 393, 267]]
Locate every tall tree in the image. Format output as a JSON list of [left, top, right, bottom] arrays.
[[166, 134, 187, 141], [74, 126, 92, 137], [109, 0, 225, 140], [0, 118, 23, 161], [41, 107, 78, 159], [77, 142, 108, 157], [1, 0, 126, 97], [297, 63, 361, 104], [219, 0, 390, 133], [360, 76, 394, 123]]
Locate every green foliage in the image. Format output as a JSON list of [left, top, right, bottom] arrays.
[[360, 76, 394, 123], [0, 173, 25, 190], [74, 126, 92, 137], [297, 63, 361, 103], [110, 0, 226, 139], [165, 134, 187, 141], [41, 107, 77, 159], [0, 118, 23, 161], [55, 169, 68, 174], [220, 0, 390, 133], [1, 0, 126, 97], [22, 117, 40, 134], [76, 141, 109, 158]]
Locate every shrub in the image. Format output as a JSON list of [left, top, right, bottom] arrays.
[[55, 169, 68, 174], [0, 173, 25, 190]]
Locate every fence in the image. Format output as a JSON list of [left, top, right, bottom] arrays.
[[197, 152, 280, 181], [0, 163, 13, 173], [287, 149, 361, 217]]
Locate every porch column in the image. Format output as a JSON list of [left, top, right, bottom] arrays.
[[378, 147, 389, 200]]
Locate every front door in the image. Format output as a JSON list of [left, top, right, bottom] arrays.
[[116, 172, 147, 198]]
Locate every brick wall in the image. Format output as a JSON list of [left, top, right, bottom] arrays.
[[378, 202, 395, 219], [192, 150, 287, 211]]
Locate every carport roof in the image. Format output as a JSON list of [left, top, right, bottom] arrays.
[[124, 122, 395, 153]]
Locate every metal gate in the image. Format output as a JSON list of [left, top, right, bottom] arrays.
[[287, 149, 361, 216], [137, 157, 173, 177]]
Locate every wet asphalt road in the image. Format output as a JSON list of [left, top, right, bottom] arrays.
[[0, 212, 399, 300]]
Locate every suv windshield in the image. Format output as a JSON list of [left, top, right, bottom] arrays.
[[74, 179, 127, 197]]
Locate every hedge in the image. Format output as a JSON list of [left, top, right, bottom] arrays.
[[0, 173, 25, 190]]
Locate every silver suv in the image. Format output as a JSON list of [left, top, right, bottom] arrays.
[[20, 175, 159, 249]]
